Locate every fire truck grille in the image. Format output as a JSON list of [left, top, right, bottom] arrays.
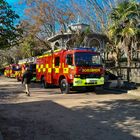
[[80, 74, 101, 79]]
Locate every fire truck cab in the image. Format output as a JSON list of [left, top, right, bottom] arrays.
[[36, 48, 104, 94]]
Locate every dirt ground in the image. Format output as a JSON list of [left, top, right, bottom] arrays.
[[0, 76, 140, 140]]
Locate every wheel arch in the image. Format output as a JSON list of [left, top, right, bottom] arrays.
[[59, 75, 66, 85]]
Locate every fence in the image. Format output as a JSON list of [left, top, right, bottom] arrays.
[[106, 66, 140, 83]]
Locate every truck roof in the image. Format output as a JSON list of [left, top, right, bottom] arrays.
[[37, 47, 100, 59]]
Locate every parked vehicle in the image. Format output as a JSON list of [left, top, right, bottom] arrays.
[[16, 57, 36, 81], [4, 64, 19, 78], [36, 48, 104, 94]]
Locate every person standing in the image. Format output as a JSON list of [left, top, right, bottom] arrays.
[[22, 66, 32, 96]]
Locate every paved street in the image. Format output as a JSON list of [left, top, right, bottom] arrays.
[[0, 76, 140, 140]]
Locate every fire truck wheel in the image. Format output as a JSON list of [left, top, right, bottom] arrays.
[[60, 79, 70, 94]]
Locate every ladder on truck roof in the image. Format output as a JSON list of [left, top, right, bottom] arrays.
[[18, 57, 36, 64]]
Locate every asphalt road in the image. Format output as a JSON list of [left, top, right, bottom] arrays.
[[0, 76, 140, 140]]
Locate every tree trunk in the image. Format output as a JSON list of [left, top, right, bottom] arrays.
[[127, 67, 131, 82], [127, 44, 132, 82]]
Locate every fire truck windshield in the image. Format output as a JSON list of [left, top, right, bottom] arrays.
[[12, 65, 20, 71], [75, 52, 101, 66]]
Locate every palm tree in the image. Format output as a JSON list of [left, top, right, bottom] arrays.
[[109, 1, 140, 67], [108, 0, 140, 81]]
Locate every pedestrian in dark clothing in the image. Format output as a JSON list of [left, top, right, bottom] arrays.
[[22, 67, 32, 96]]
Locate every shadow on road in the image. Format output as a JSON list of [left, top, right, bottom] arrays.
[[0, 99, 140, 140]]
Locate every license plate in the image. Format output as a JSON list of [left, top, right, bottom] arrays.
[[86, 79, 97, 84]]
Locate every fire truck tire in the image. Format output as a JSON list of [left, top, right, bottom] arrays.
[[60, 79, 70, 94]]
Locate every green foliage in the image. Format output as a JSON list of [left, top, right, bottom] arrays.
[[109, 0, 139, 38], [0, 0, 22, 49], [108, 0, 139, 67]]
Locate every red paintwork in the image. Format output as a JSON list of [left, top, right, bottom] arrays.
[[36, 49, 104, 86]]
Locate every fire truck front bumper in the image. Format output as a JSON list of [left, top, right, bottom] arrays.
[[10, 74, 16, 78], [73, 77, 104, 87]]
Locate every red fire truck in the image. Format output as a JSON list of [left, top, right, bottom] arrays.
[[36, 48, 104, 94], [16, 57, 36, 81], [4, 64, 19, 78]]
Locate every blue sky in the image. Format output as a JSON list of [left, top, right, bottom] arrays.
[[6, 0, 21, 11], [5, 0, 87, 25], [6, 0, 86, 19], [6, 0, 26, 20], [6, 0, 17, 4], [6, 0, 140, 23]]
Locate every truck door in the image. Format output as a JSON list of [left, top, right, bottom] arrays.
[[52, 56, 60, 84], [65, 54, 75, 78]]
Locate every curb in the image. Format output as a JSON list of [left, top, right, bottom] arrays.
[[104, 87, 140, 98], [0, 131, 3, 140], [127, 90, 140, 98]]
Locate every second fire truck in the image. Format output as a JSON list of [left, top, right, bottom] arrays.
[[4, 64, 19, 78], [36, 48, 104, 94], [16, 57, 36, 81]]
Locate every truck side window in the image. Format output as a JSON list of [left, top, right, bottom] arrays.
[[55, 57, 60, 66], [66, 54, 73, 65]]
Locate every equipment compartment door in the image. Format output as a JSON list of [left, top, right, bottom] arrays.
[[52, 56, 60, 84]]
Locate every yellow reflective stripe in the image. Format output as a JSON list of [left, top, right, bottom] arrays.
[[36, 65, 39, 69], [63, 68, 69, 73], [38, 56, 43, 58], [46, 64, 48, 68], [41, 64, 43, 68], [55, 68, 59, 73], [43, 68, 46, 72], [48, 68, 52, 73], [54, 49, 61, 52], [38, 69, 41, 72], [62, 63, 64, 68]]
